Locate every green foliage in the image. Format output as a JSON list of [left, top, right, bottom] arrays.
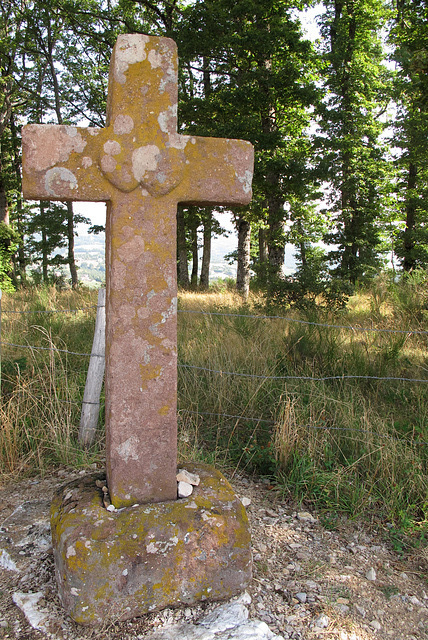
[[259, 246, 351, 311], [0, 221, 18, 291], [316, 0, 392, 284], [389, 0, 428, 271], [178, 0, 317, 279]]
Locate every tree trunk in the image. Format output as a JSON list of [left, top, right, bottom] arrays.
[[66, 201, 78, 288], [46, 24, 78, 288], [0, 144, 9, 225], [403, 161, 418, 272], [259, 228, 268, 265], [41, 203, 48, 282], [236, 216, 251, 298], [267, 203, 286, 274], [10, 114, 26, 282], [200, 212, 211, 289], [190, 224, 198, 288], [177, 206, 190, 288]]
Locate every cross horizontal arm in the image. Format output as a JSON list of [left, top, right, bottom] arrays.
[[22, 124, 112, 202], [177, 136, 254, 206]]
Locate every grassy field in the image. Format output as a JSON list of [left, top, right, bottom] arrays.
[[1, 275, 427, 544]]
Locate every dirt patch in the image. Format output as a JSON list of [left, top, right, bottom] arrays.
[[0, 468, 426, 639]]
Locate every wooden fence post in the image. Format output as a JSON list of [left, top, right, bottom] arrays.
[[79, 288, 106, 447]]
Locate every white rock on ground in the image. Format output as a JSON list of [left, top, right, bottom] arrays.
[[366, 567, 377, 581], [12, 592, 51, 634], [145, 601, 284, 640], [0, 548, 18, 571]]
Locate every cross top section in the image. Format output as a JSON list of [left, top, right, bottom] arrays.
[[22, 34, 254, 508]]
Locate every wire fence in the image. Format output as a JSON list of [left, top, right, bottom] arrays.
[[1, 299, 427, 446], [3, 303, 428, 334]]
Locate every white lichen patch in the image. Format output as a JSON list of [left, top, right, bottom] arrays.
[[103, 140, 121, 155], [24, 125, 87, 172], [65, 128, 86, 154], [158, 105, 177, 133], [101, 155, 117, 174], [159, 65, 177, 94], [161, 297, 177, 324], [114, 34, 150, 84], [236, 169, 253, 195], [117, 436, 140, 463], [45, 167, 78, 197], [81, 156, 93, 168], [132, 145, 160, 182], [146, 537, 179, 555], [65, 126, 78, 138], [114, 114, 134, 135], [148, 49, 163, 69], [169, 133, 189, 150], [66, 545, 76, 558]]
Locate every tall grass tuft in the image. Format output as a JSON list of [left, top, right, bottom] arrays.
[[1, 287, 101, 480]]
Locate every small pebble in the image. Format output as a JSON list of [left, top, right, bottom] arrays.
[[176, 469, 200, 486], [313, 614, 330, 628], [369, 620, 381, 631], [177, 481, 193, 498], [366, 567, 377, 581]]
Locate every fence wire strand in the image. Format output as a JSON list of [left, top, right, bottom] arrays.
[[3, 303, 427, 335], [179, 363, 428, 384], [3, 342, 427, 383], [2, 306, 98, 314], [180, 409, 428, 445], [178, 308, 428, 335]]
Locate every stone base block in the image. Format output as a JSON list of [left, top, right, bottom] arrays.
[[50, 463, 252, 626]]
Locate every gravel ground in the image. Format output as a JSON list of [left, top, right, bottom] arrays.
[[0, 467, 427, 640]]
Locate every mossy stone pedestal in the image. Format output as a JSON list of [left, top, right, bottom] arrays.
[[51, 463, 252, 626]]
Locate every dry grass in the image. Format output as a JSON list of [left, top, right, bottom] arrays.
[[1, 280, 427, 528]]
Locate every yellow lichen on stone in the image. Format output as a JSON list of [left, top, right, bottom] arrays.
[[50, 463, 251, 626]]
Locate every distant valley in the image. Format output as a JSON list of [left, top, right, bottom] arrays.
[[73, 227, 297, 287]]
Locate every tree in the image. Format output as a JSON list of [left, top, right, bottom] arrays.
[[0, 0, 30, 287], [390, 0, 428, 271], [26, 201, 68, 282], [178, 0, 316, 290], [316, 0, 391, 285]]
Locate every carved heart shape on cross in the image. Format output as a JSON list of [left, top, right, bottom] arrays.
[[98, 130, 185, 196]]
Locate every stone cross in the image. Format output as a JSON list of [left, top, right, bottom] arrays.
[[22, 34, 253, 509]]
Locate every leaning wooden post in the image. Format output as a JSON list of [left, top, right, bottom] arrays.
[[79, 288, 106, 446]]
